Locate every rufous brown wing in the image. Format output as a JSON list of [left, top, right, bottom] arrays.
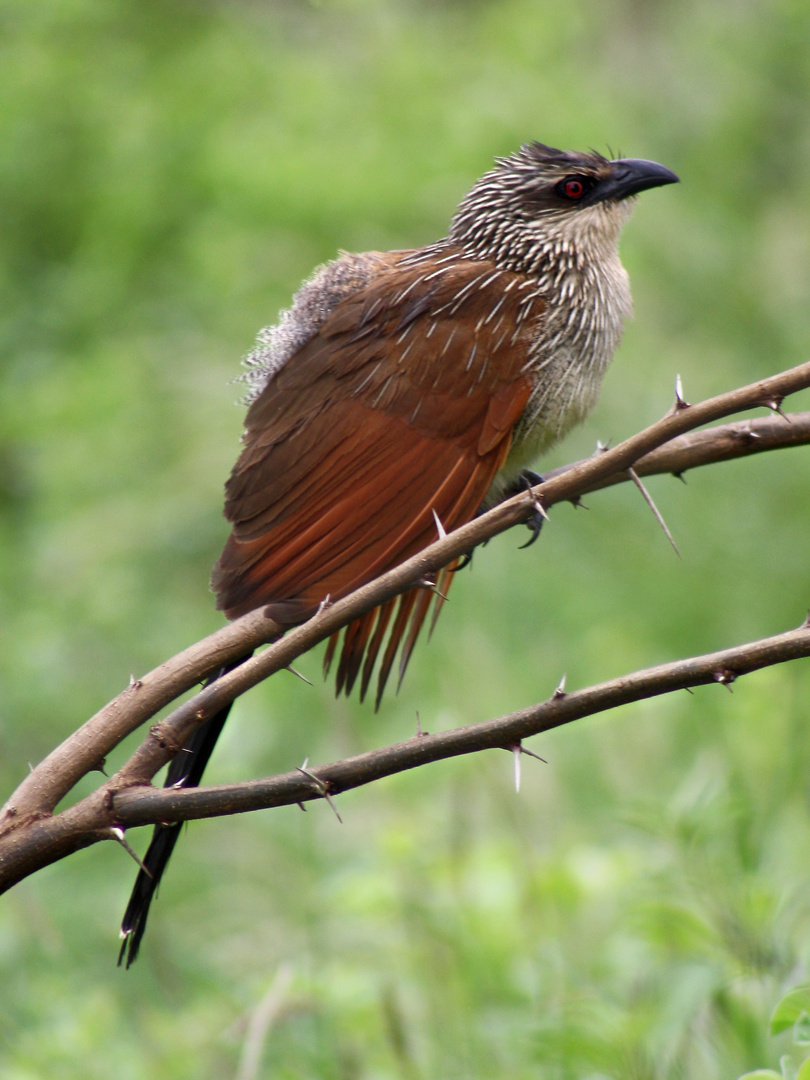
[[211, 250, 544, 702]]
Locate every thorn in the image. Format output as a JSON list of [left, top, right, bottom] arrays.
[[508, 741, 548, 792], [519, 745, 548, 764], [315, 594, 332, 617], [683, 686, 694, 694], [108, 827, 153, 877], [674, 373, 690, 409], [528, 497, 550, 523], [569, 495, 588, 510], [128, 674, 143, 689], [323, 791, 343, 824], [802, 611, 810, 630], [415, 711, 428, 737], [665, 375, 691, 416], [432, 508, 447, 540], [417, 577, 449, 601], [297, 760, 343, 823], [553, 673, 567, 699], [595, 439, 610, 454], [298, 761, 326, 791], [285, 665, 313, 686], [733, 422, 761, 442], [713, 669, 737, 691], [297, 802, 307, 812], [765, 398, 790, 422], [672, 471, 688, 484], [627, 467, 681, 558]]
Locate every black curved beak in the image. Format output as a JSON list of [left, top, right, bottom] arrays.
[[600, 158, 680, 202]]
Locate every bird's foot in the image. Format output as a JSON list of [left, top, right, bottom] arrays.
[[507, 469, 546, 548]]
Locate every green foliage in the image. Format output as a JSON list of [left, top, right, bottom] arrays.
[[737, 983, 810, 1078], [1, 0, 810, 1076], [771, 986, 810, 1038]]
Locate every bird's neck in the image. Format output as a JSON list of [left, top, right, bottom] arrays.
[[511, 246, 631, 460], [479, 207, 636, 473]]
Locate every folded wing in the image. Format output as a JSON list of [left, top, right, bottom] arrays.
[[212, 249, 544, 702]]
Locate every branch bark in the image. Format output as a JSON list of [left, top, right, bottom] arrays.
[[111, 621, 810, 825], [0, 363, 808, 891]]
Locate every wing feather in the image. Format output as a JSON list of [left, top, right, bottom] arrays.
[[212, 249, 545, 699]]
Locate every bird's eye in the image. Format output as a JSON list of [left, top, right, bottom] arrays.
[[558, 176, 589, 200]]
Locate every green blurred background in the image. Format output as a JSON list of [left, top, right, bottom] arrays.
[[2, 0, 810, 1076]]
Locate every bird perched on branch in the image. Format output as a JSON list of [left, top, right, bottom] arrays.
[[119, 142, 678, 965]]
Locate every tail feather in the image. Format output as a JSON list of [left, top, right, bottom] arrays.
[[117, 655, 251, 967]]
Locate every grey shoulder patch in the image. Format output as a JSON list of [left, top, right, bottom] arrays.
[[239, 251, 383, 403]]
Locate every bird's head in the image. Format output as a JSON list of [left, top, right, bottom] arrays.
[[449, 142, 678, 271]]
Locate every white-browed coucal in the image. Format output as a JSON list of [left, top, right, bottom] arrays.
[[119, 142, 678, 965]]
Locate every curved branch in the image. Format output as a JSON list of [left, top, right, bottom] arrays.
[[109, 364, 810, 791], [109, 620, 810, 826], [0, 363, 808, 889], [547, 411, 810, 492], [3, 619, 807, 894], [1, 607, 283, 821], [12, 406, 808, 826]]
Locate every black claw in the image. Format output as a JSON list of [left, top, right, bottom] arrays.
[[521, 469, 545, 490], [451, 551, 474, 571], [501, 464, 546, 501], [518, 516, 544, 549], [502, 469, 545, 499], [514, 470, 546, 549]]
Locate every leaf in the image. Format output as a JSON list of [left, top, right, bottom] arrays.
[[771, 987, 810, 1036], [735, 1071, 782, 1079], [795, 1013, 810, 1046]]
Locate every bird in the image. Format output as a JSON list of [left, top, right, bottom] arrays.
[[118, 141, 678, 965]]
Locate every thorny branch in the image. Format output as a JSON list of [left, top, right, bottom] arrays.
[[0, 363, 809, 891], [111, 622, 810, 826]]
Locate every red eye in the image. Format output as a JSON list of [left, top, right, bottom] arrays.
[[563, 178, 585, 199]]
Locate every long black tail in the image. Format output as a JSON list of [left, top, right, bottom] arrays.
[[118, 654, 251, 967]]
